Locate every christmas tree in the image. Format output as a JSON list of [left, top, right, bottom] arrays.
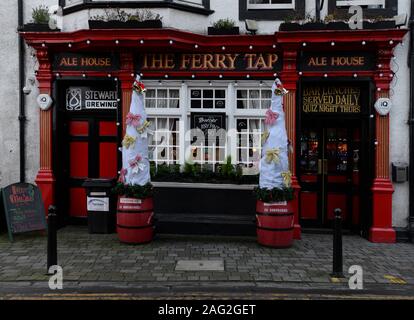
[[257, 78, 293, 201], [119, 76, 151, 188]]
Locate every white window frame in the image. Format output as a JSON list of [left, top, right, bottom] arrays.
[[336, 0, 385, 8], [247, 0, 295, 10], [145, 81, 183, 165], [188, 87, 227, 111], [144, 80, 271, 168]]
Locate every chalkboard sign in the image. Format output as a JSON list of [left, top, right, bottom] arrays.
[[1, 183, 46, 241], [191, 113, 226, 136]]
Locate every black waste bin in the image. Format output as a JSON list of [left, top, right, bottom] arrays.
[[82, 179, 116, 234]]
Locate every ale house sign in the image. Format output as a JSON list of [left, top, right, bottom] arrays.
[[302, 86, 362, 114]]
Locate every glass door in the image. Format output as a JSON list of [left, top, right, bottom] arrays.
[[299, 122, 361, 228]]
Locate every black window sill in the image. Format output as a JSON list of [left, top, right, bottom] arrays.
[[62, 1, 214, 16]]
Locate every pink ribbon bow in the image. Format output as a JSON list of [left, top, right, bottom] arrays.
[[118, 168, 128, 184], [265, 109, 279, 126], [126, 113, 142, 127]]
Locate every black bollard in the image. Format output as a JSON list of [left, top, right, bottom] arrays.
[[331, 208, 344, 278], [47, 205, 58, 274]]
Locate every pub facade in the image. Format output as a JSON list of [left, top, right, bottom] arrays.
[[14, 0, 412, 243]]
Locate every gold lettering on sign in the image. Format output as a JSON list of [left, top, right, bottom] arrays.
[[307, 55, 366, 67], [302, 86, 361, 114], [143, 53, 278, 71]]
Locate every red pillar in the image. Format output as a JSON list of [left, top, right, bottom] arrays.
[[34, 48, 55, 216], [370, 48, 395, 243], [282, 47, 301, 239]]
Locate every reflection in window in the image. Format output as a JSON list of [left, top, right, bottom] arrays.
[[145, 88, 179, 109], [190, 89, 226, 109], [300, 129, 319, 173], [237, 89, 271, 109], [148, 117, 180, 164], [236, 118, 264, 167], [247, 0, 295, 9]]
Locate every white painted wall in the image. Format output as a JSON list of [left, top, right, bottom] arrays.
[[0, 0, 411, 229]]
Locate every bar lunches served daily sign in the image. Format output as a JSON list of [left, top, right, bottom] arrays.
[[66, 87, 118, 111], [302, 86, 362, 114]]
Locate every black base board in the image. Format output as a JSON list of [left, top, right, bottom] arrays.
[[395, 227, 412, 243], [156, 213, 256, 236]]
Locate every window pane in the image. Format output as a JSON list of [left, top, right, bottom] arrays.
[[237, 90, 248, 99], [146, 89, 156, 98], [191, 100, 201, 108], [204, 100, 214, 109], [203, 90, 214, 98], [215, 90, 226, 99], [158, 99, 167, 109], [216, 100, 225, 108], [169, 89, 179, 98]]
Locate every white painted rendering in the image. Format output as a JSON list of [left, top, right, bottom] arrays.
[[0, 0, 411, 229]]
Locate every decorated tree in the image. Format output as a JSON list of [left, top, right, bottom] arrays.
[[115, 76, 152, 197], [256, 78, 293, 202]]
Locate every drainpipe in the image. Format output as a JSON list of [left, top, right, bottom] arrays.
[[18, 0, 26, 183], [409, 4, 414, 242], [315, 0, 325, 22]]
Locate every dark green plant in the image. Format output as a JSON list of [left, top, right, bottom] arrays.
[[31, 5, 50, 24], [212, 18, 237, 29], [217, 156, 237, 179], [112, 182, 154, 199], [90, 8, 162, 22], [254, 187, 294, 203], [283, 12, 303, 23]]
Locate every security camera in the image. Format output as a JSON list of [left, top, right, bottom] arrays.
[[23, 86, 31, 95]]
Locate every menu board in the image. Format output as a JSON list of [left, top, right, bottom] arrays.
[[191, 113, 226, 136], [1, 183, 46, 241]]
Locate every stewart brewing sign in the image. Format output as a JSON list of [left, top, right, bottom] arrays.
[[66, 86, 118, 111]]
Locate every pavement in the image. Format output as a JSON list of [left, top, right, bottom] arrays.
[[0, 226, 413, 299]]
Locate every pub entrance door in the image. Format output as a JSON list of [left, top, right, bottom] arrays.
[[55, 80, 120, 221], [298, 82, 373, 233]]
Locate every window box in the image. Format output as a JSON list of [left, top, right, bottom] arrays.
[[207, 26, 240, 35], [88, 19, 163, 29], [279, 22, 301, 31], [153, 182, 257, 236], [21, 23, 60, 32], [301, 22, 326, 31], [363, 20, 396, 29], [326, 21, 349, 30]]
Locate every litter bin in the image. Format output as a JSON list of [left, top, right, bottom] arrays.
[[82, 179, 116, 234]]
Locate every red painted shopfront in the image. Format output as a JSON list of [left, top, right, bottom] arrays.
[[22, 28, 407, 243]]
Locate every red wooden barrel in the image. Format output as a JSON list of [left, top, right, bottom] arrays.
[[117, 197, 154, 244], [256, 200, 294, 248]]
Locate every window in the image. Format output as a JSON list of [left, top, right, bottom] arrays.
[[148, 117, 180, 164], [336, 0, 385, 8], [60, 0, 213, 15], [239, 0, 305, 21], [328, 0, 397, 18], [236, 118, 264, 167], [236, 88, 272, 110], [190, 89, 226, 109], [247, 0, 295, 10], [145, 88, 180, 109]]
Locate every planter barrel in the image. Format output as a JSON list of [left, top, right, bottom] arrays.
[[256, 200, 294, 248], [117, 196, 154, 244]]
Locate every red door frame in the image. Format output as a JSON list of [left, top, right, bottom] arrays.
[[22, 28, 407, 242]]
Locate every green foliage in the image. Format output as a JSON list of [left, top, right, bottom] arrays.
[[151, 160, 259, 185], [283, 12, 303, 23], [32, 5, 50, 24], [112, 182, 154, 199], [254, 187, 294, 203], [212, 18, 236, 29], [90, 8, 162, 22]]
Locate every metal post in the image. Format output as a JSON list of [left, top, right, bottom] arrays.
[[47, 205, 58, 274], [331, 208, 344, 278]]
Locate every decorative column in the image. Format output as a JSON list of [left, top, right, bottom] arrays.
[[119, 52, 135, 135], [282, 47, 301, 239], [34, 48, 55, 216], [370, 48, 395, 243]]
